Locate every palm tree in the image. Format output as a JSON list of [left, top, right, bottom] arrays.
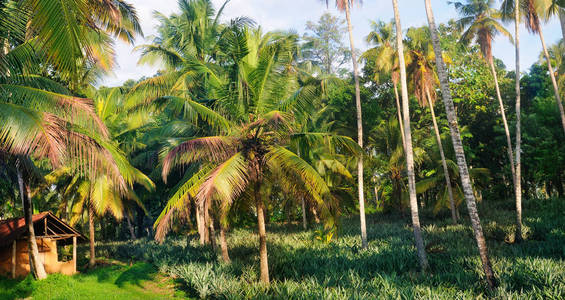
[[405, 27, 458, 223], [501, 0, 565, 133], [368, 118, 427, 212], [391, 0, 429, 271], [452, 0, 517, 189], [291, 103, 360, 231], [324, 0, 367, 250], [417, 133, 491, 215], [423, 0, 497, 288], [153, 27, 357, 283], [362, 20, 406, 150], [502, 0, 524, 243], [1, 0, 141, 279], [514, 0, 524, 245], [547, 1, 565, 51]]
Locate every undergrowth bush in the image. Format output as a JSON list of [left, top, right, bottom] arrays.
[[86, 198, 565, 299]]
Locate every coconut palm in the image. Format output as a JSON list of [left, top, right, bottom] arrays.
[[501, 0, 565, 134], [417, 132, 491, 215], [423, 0, 497, 288], [500, 0, 525, 244], [291, 103, 360, 231], [324, 0, 367, 250], [368, 118, 427, 212], [362, 20, 406, 150], [131, 0, 242, 109], [1, 0, 141, 279], [154, 27, 359, 283], [391, 0, 429, 272], [547, 0, 565, 51], [51, 166, 152, 267], [514, 0, 524, 244], [451, 0, 517, 189], [404, 27, 459, 223]]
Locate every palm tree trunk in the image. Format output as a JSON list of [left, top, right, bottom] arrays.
[[209, 216, 217, 250], [301, 197, 307, 230], [559, 8, 565, 41], [344, 0, 368, 249], [88, 204, 96, 268], [426, 88, 457, 224], [126, 215, 136, 240], [255, 182, 269, 284], [394, 82, 406, 150], [537, 24, 565, 134], [219, 224, 230, 263], [16, 163, 47, 279], [514, 0, 523, 243], [312, 204, 321, 223], [392, 0, 429, 272], [196, 204, 209, 245], [489, 59, 516, 186], [423, 0, 497, 288]]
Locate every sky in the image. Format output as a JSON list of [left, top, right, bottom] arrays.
[[100, 0, 562, 87]]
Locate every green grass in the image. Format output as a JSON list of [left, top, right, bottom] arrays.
[[2, 198, 564, 299], [0, 262, 185, 300]]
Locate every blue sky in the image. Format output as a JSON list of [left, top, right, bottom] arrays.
[[100, 0, 561, 86]]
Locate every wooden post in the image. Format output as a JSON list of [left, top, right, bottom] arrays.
[[72, 236, 77, 273], [11, 240, 16, 278]]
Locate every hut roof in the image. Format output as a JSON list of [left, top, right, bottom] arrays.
[[0, 212, 84, 248]]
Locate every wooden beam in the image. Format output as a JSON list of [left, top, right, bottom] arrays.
[[11, 240, 16, 279], [72, 236, 77, 273], [35, 234, 79, 239]]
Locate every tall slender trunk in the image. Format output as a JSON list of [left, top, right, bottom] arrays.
[[16, 163, 47, 279], [254, 182, 269, 283], [196, 204, 209, 245], [126, 215, 136, 240], [559, 8, 565, 41], [392, 0, 429, 271], [312, 204, 320, 223], [489, 59, 516, 186], [374, 185, 379, 207], [394, 82, 406, 150], [296, 149, 307, 230], [514, 0, 523, 243], [537, 24, 565, 134], [219, 224, 230, 263], [88, 204, 96, 268], [343, 0, 368, 249], [424, 0, 497, 288], [426, 88, 457, 224], [209, 216, 217, 250], [301, 197, 307, 230]]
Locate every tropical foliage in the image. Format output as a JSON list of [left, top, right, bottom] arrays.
[[0, 0, 564, 297]]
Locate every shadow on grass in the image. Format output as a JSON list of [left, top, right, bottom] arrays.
[[0, 276, 34, 300], [115, 263, 157, 287], [83, 262, 157, 288]]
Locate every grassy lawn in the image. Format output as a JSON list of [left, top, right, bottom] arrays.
[[0, 262, 185, 300]]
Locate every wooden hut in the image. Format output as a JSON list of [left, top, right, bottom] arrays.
[[0, 212, 84, 278]]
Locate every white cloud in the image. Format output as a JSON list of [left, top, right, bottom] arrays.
[[99, 0, 561, 87]]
